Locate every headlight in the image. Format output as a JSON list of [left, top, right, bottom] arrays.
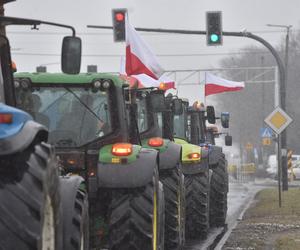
[[102, 80, 111, 89], [14, 80, 20, 88]]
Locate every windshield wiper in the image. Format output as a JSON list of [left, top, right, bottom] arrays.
[[64, 87, 103, 122]]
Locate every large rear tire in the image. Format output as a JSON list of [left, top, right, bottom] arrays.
[[184, 170, 210, 240], [0, 142, 61, 250], [160, 166, 185, 250], [209, 154, 228, 227], [108, 168, 164, 250]]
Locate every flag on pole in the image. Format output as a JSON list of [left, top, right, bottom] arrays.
[[120, 73, 175, 90], [205, 72, 245, 96], [125, 17, 164, 79]]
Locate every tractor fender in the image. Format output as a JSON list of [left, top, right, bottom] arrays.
[[0, 120, 48, 156], [182, 157, 209, 175], [159, 141, 181, 170], [208, 145, 223, 167], [97, 147, 159, 188]]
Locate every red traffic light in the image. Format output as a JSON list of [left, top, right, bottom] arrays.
[[112, 8, 127, 42], [115, 12, 125, 22]]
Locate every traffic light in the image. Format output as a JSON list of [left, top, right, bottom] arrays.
[[206, 11, 223, 46], [112, 8, 127, 42], [287, 149, 293, 169]]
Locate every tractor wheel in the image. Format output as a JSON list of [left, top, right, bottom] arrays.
[[60, 177, 89, 250], [209, 154, 228, 227], [160, 166, 185, 250], [108, 168, 164, 250], [184, 170, 210, 240], [0, 142, 61, 250]]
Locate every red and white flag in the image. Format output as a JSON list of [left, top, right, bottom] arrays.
[[205, 72, 245, 96], [125, 17, 164, 80], [120, 73, 175, 90]]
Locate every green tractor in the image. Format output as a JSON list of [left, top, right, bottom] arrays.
[[190, 103, 231, 227], [162, 95, 211, 240], [13, 72, 165, 250], [0, 16, 88, 250], [126, 87, 185, 249]]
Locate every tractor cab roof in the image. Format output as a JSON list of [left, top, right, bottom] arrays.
[[14, 72, 126, 87]]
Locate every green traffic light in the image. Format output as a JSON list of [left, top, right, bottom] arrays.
[[210, 34, 219, 42]]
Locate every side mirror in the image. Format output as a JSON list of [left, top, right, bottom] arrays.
[[221, 112, 230, 128], [206, 105, 216, 124], [61, 36, 82, 74], [172, 99, 183, 115], [225, 135, 232, 146], [150, 90, 165, 112]]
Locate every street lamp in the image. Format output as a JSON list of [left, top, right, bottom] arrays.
[[267, 24, 292, 191]]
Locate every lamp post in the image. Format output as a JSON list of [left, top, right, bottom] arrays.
[[267, 24, 292, 191]]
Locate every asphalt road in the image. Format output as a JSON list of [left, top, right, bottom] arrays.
[[184, 179, 265, 250]]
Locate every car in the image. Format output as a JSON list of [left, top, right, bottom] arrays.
[[266, 154, 277, 178], [268, 154, 300, 180], [289, 158, 300, 180]]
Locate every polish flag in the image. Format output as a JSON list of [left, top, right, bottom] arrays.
[[205, 72, 245, 96], [125, 17, 164, 79], [120, 56, 174, 90], [120, 73, 175, 90]]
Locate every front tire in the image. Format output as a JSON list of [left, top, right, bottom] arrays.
[[60, 177, 89, 250], [184, 170, 210, 240], [209, 154, 228, 227], [0, 142, 61, 250]]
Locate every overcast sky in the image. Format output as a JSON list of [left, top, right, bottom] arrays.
[[4, 0, 300, 102]]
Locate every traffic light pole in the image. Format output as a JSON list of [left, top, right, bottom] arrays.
[[88, 25, 287, 199]]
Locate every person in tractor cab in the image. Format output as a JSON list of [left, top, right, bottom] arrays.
[[20, 93, 50, 127]]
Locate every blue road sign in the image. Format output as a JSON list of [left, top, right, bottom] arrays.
[[260, 127, 273, 138]]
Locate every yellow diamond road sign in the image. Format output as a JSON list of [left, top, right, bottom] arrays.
[[264, 107, 293, 134]]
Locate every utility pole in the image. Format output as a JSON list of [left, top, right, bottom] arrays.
[[267, 24, 292, 191], [261, 56, 265, 167]]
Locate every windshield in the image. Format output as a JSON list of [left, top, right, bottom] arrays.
[[156, 112, 163, 137], [136, 93, 149, 133], [199, 112, 206, 143], [16, 87, 112, 147], [174, 112, 186, 139]]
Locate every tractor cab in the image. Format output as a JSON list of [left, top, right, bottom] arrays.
[[126, 87, 165, 145], [14, 73, 129, 177], [172, 98, 190, 141]]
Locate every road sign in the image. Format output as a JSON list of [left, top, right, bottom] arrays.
[[264, 107, 293, 134], [262, 138, 271, 145], [260, 127, 273, 138]]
